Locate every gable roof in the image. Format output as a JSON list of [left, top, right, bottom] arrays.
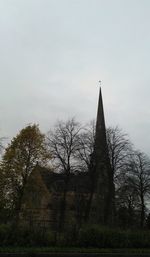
[[36, 165, 91, 193]]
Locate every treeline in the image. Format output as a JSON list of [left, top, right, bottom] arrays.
[[0, 119, 150, 246]]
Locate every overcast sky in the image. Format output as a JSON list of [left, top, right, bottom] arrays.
[[0, 0, 150, 154]]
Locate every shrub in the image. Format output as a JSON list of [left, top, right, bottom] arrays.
[[128, 231, 150, 248], [0, 224, 11, 246], [78, 225, 150, 248], [1, 223, 150, 248], [0, 224, 56, 247]]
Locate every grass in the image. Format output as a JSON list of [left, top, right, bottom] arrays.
[[1, 247, 150, 254]]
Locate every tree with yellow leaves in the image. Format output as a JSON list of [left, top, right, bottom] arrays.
[[1, 124, 50, 221]]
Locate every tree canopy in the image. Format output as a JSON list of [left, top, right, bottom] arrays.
[[0, 124, 50, 216]]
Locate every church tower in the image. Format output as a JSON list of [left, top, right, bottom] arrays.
[[92, 88, 115, 225]]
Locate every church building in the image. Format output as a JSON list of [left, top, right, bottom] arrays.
[[20, 88, 114, 229]]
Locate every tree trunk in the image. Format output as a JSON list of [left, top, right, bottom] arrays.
[[84, 182, 95, 222], [140, 193, 145, 228], [104, 169, 115, 225], [84, 159, 97, 223], [58, 175, 69, 232]]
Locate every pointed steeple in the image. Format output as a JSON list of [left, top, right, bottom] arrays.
[[96, 87, 105, 131], [94, 87, 108, 156], [93, 87, 115, 225], [86, 88, 115, 225]]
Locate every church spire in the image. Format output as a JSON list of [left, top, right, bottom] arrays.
[[85, 87, 115, 224], [94, 87, 107, 155], [96, 87, 105, 129], [93, 87, 115, 225]]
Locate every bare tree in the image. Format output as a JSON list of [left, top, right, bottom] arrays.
[[73, 121, 96, 222], [77, 125, 132, 185], [76, 124, 132, 223], [116, 177, 139, 228], [75, 120, 95, 172], [47, 118, 82, 230], [106, 126, 132, 183], [125, 151, 150, 228]]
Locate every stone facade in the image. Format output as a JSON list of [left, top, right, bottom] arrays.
[[20, 88, 114, 228], [20, 166, 91, 229]]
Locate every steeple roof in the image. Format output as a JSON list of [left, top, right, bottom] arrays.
[[94, 87, 108, 156], [92, 87, 114, 225]]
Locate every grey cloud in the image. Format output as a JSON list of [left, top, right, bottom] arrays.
[[0, 0, 150, 155]]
